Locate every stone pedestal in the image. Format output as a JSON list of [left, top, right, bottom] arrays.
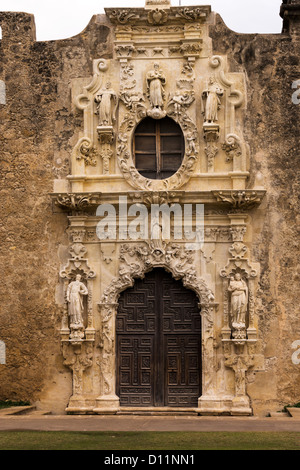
[[93, 395, 120, 414]]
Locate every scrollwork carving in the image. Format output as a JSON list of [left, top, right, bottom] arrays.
[[222, 134, 242, 163], [176, 7, 208, 22], [214, 190, 266, 210], [100, 241, 214, 306], [74, 137, 97, 167]]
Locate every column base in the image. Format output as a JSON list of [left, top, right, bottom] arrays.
[[93, 395, 120, 414], [65, 395, 96, 414], [197, 395, 252, 416]]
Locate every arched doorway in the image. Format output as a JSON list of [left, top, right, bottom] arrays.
[[116, 268, 202, 408]]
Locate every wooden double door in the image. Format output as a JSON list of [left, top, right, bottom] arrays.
[[116, 268, 202, 407]]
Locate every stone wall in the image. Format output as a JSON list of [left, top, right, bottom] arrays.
[[0, 3, 299, 415], [209, 11, 300, 412]]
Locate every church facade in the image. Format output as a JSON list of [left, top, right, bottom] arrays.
[[0, 1, 299, 416]]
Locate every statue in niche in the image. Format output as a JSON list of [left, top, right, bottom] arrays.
[[67, 274, 88, 328], [202, 77, 224, 124], [95, 82, 118, 127], [228, 273, 248, 327], [146, 63, 167, 119]]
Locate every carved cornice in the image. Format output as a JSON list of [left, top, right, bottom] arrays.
[[52, 193, 102, 210], [213, 190, 266, 210], [51, 190, 266, 213], [105, 6, 211, 26]]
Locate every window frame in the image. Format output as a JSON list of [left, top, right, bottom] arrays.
[[133, 117, 185, 180]]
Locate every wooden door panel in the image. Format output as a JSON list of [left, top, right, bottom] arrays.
[[117, 336, 154, 406], [116, 268, 201, 407]]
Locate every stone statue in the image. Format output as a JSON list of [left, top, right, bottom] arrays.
[[95, 82, 118, 126], [228, 273, 248, 326], [202, 77, 224, 123], [146, 63, 166, 111], [67, 274, 88, 327]]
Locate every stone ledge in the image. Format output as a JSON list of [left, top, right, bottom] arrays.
[[0, 406, 36, 416]]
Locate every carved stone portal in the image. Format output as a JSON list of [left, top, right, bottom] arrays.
[[95, 240, 217, 412], [53, 2, 266, 416]]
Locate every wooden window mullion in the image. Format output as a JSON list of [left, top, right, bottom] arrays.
[[156, 121, 161, 179]]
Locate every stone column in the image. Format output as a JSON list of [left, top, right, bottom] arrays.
[[94, 303, 120, 413]]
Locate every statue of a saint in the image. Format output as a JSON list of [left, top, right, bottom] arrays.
[[95, 82, 118, 127], [228, 273, 248, 326], [67, 274, 88, 327], [146, 63, 166, 110], [202, 77, 224, 123]]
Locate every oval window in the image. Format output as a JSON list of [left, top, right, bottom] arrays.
[[133, 116, 185, 180]]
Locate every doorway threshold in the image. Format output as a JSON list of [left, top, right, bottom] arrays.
[[117, 407, 199, 416]]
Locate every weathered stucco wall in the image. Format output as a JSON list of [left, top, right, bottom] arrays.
[[0, 4, 299, 415], [209, 11, 300, 411]]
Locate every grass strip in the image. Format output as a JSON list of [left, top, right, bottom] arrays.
[[0, 431, 299, 450]]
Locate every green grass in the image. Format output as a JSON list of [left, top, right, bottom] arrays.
[[0, 431, 299, 450]]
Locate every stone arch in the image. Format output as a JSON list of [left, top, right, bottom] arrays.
[[95, 241, 217, 412], [100, 241, 214, 307]]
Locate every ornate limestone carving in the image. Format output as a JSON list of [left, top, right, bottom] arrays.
[[214, 190, 266, 210], [176, 7, 208, 22], [117, 84, 198, 191], [55, 193, 94, 210], [228, 273, 248, 330], [146, 62, 167, 119], [99, 145, 113, 174], [224, 353, 255, 411], [205, 142, 219, 172], [115, 44, 135, 58], [53, 193, 104, 212], [72, 137, 97, 167], [97, 240, 216, 405], [108, 9, 138, 24], [101, 241, 214, 305], [62, 342, 93, 406], [60, 237, 96, 344], [222, 134, 242, 163], [167, 90, 195, 121], [230, 226, 247, 242], [67, 274, 88, 329], [147, 8, 168, 25], [202, 77, 224, 124], [119, 90, 146, 116], [220, 224, 259, 346], [177, 60, 195, 89], [95, 82, 118, 127]]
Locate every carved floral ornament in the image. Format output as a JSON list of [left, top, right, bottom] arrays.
[[71, 41, 251, 186], [105, 6, 211, 25], [100, 240, 215, 308], [117, 61, 198, 191]]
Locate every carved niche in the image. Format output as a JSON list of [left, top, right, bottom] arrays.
[[60, 225, 96, 344]]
